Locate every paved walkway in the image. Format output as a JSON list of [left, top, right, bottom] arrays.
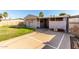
[[42, 30, 70, 49], [0, 31, 55, 49]]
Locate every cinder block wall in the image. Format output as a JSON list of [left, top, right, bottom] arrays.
[[0, 20, 24, 26]]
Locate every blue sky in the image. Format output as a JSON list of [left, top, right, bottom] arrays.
[[0, 10, 79, 19]]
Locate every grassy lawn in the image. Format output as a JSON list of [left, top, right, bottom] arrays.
[[0, 26, 34, 42]]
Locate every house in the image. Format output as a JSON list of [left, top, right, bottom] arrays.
[[24, 15, 69, 33]]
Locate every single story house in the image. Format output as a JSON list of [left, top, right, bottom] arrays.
[[24, 15, 79, 33]]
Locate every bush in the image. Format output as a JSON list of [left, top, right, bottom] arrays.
[[17, 22, 26, 27]]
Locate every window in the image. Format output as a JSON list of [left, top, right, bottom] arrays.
[[50, 18, 55, 21], [50, 18, 63, 21]]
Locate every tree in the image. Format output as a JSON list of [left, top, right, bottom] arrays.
[[3, 12, 8, 19], [59, 13, 68, 16], [39, 12, 44, 17], [0, 14, 3, 21]]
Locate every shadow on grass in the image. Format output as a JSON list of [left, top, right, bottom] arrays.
[[8, 25, 35, 30]]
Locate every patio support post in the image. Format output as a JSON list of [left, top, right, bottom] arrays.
[[48, 18, 51, 29], [66, 17, 69, 33], [39, 18, 40, 28], [37, 18, 40, 28]]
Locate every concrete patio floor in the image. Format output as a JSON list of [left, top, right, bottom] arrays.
[[41, 29, 71, 49]]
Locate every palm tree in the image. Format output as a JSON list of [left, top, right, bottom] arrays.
[[3, 12, 8, 19], [39, 12, 44, 17], [0, 14, 3, 21]]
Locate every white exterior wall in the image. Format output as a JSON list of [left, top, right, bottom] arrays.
[[25, 19, 40, 28], [32, 19, 40, 28], [37, 20, 40, 28], [49, 18, 67, 30]]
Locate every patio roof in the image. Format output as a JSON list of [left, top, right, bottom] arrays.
[[38, 15, 69, 19], [24, 14, 79, 20]]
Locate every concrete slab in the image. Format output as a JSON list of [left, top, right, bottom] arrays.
[[59, 34, 70, 49], [40, 29, 70, 49], [0, 31, 55, 49]]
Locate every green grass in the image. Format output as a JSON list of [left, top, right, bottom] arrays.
[[0, 26, 34, 42]]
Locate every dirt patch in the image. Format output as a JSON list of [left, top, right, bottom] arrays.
[[70, 36, 79, 49]]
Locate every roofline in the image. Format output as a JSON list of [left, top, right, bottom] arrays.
[[38, 15, 79, 19], [25, 15, 79, 19], [69, 15, 79, 18], [38, 16, 69, 19]]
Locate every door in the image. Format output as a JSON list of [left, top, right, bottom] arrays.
[[40, 19, 49, 28]]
